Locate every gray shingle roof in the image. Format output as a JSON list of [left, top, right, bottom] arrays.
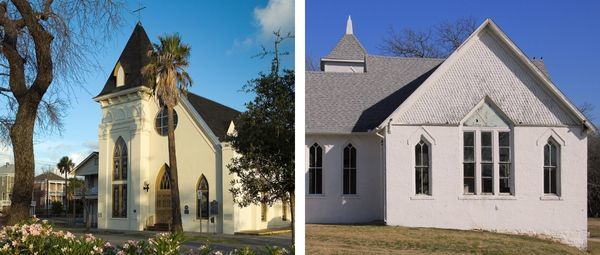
[[307, 56, 443, 133], [325, 34, 366, 61]]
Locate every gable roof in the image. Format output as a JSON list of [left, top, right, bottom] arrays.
[[96, 22, 153, 98], [186, 93, 240, 141], [74, 152, 98, 176], [0, 163, 14, 175], [35, 172, 65, 182], [306, 16, 589, 133], [380, 18, 596, 133], [307, 56, 443, 133], [324, 34, 366, 61]]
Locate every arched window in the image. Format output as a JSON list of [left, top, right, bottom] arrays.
[[116, 65, 125, 87], [159, 167, 171, 190], [112, 136, 127, 218], [544, 139, 559, 195], [415, 139, 430, 195], [308, 143, 322, 194], [343, 144, 356, 195], [197, 175, 209, 219], [155, 107, 179, 136], [113, 137, 128, 180]]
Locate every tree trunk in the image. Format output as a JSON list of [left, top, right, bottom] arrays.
[[8, 100, 40, 224], [64, 172, 68, 217], [167, 105, 183, 233], [288, 193, 295, 245]]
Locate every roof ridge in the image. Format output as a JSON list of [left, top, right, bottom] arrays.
[[187, 92, 240, 114], [367, 54, 446, 61]]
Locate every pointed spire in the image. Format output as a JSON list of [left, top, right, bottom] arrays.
[[346, 15, 353, 35]]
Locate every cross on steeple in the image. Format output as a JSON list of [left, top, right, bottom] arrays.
[[132, 0, 146, 22]]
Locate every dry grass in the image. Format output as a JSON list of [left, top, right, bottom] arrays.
[[306, 224, 592, 255]]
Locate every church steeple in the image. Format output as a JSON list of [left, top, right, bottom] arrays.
[[95, 23, 153, 98], [346, 15, 353, 35], [320, 16, 366, 72]]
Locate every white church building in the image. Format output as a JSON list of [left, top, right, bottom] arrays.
[[306, 18, 596, 249], [93, 23, 290, 234]]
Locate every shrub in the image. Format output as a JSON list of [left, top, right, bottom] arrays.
[[0, 218, 292, 255], [51, 201, 63, 215]]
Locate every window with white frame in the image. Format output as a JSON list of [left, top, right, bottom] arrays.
[[462, 130, 512, 196], [480, 132, 493, 194], [498, 132, 512, 194], [343, 144, 357, 195], [308, 143, 323, 195], [544, 139, 559, 195], [463, 132, 475, 194], [415, 139, 430, 195]]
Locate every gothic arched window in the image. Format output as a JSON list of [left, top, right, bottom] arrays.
[[197, 175, 209, 219]]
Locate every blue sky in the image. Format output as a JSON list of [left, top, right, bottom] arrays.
[[307, 0, 600, 127], [0, 0, 295, 173]]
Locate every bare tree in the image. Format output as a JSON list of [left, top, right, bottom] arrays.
[[305, 54, 319, 71], [0, 0, 124, 224], [580, 102, 600, 217], [380, 17, 477, 58]]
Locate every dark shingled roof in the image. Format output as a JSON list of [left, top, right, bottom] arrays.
[[96, 22, 153, 97], [95, 23, 240, 142], [186, 93, 240, 141], [325, 34, 366, 60], [35, 172, 65, 182]]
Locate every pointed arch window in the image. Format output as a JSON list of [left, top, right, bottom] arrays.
[[415, 139, 430, 195], [197, 175, 209, 219], [113, 137, 127, 180], [343, 144, 357, 195], [159, 167, 171, 190], [116, 65, 125, 87], [544, 139, 560, 195], [308, 143, 323, 195], [112, 136, 127, 218]]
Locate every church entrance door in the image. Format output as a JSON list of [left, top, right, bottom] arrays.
[[155, 165, 172, 225]]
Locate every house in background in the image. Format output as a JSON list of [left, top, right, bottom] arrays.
[[33, 172, 66, 215], [74, 152, 99, 227], [0, 163, 14, 211], [306, 18, 596, 249]]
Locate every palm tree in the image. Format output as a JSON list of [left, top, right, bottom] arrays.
[[57, 156, 74, 216], [142, 34, 192, 233]]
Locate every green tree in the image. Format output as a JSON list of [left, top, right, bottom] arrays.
[[142, 34, 192, 233], [57, 156, 74, 215], [227, 32, 295, 241]]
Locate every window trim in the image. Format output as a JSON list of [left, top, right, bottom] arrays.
[[197, 175, 209, 219], [112, 136, 128, 218], [155, 107, 179, 136], [342, 143, 357, 195], [543, 138, 561, 196], [308, 143, 323, 195], [461, 127, 514, 197], [414, 138, 432, 196]]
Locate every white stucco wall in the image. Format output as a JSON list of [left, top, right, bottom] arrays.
[[385, 125, 587, 249], [305, 134, 384, 223]]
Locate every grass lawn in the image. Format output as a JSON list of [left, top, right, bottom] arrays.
[[307, 223, 599, 255]]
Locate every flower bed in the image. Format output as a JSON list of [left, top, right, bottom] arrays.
[[0, 218, 290, 255]]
